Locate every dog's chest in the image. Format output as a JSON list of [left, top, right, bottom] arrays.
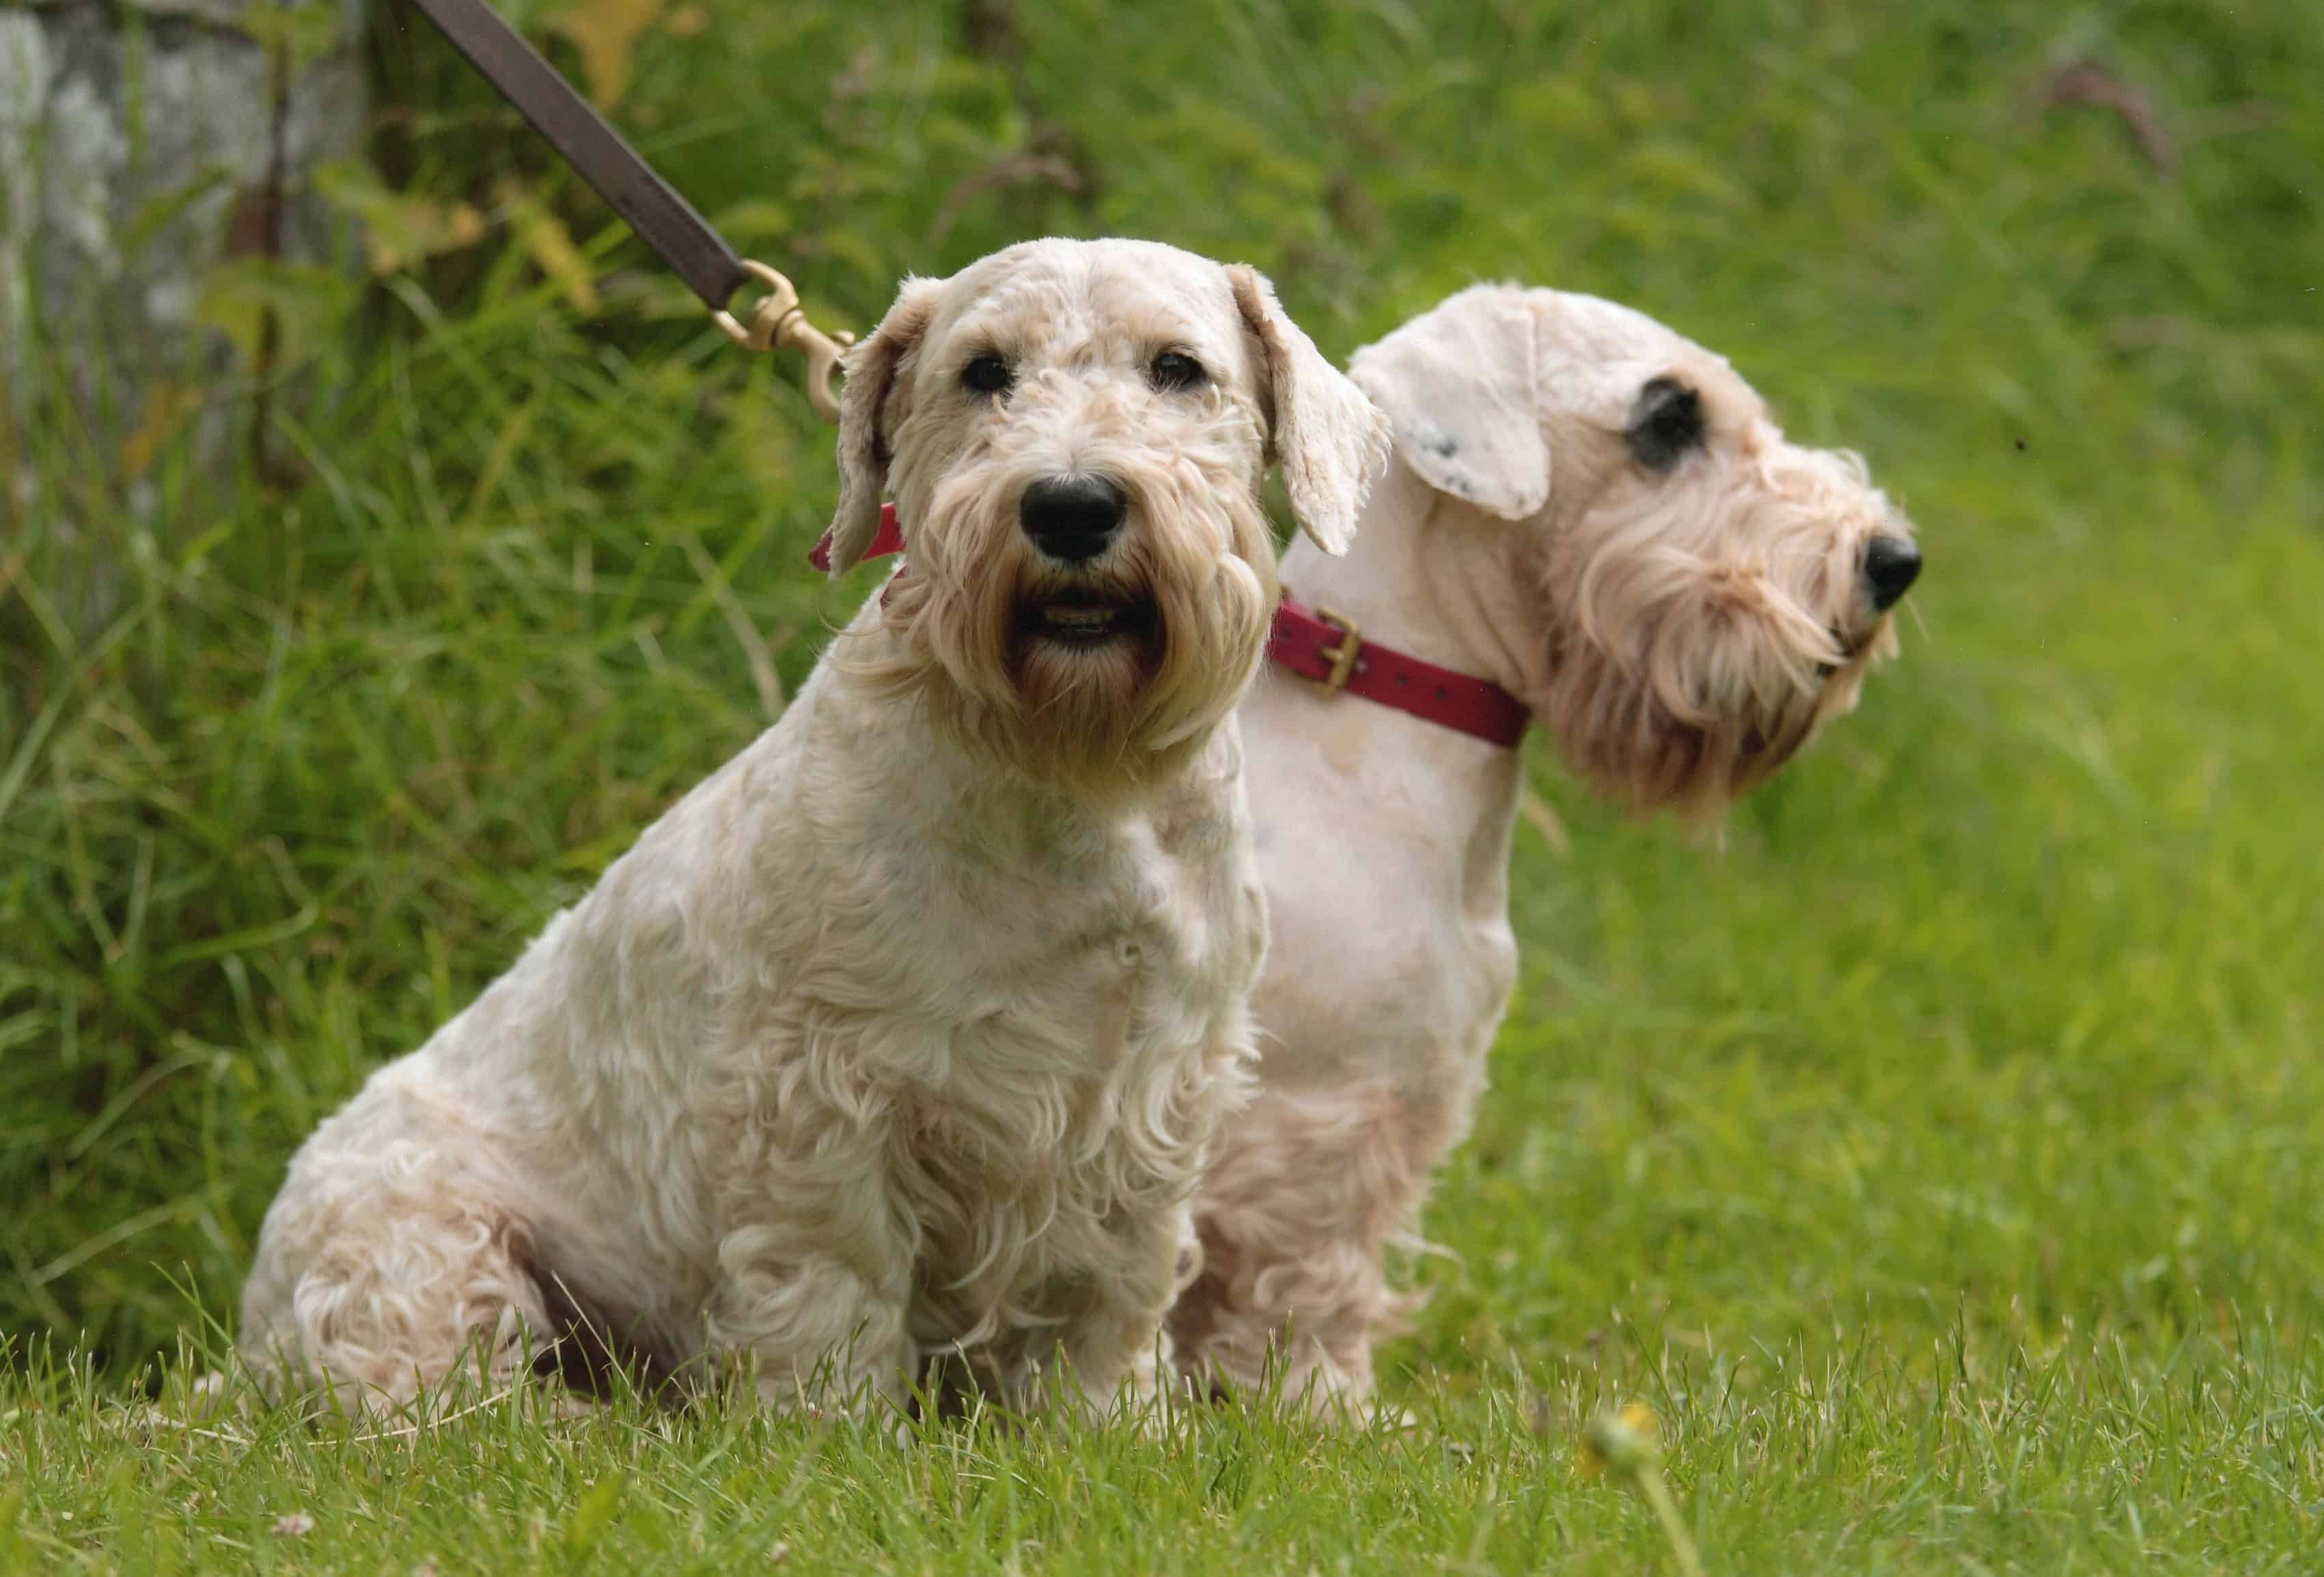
[[900, 789, 1260, 1035], [877, 798, 1261, 1331]]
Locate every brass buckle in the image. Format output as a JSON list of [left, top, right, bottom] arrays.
[[1312, 605, 1362, 693]]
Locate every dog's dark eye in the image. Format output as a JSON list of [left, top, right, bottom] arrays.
[[1626, 376, 1704, 473], [961, 353, 1014, 396], [1150, 350, 1207, 391]]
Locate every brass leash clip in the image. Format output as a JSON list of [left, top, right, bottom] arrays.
[[715, 259, 856, 424]]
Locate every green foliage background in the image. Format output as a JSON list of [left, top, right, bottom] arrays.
[[2, 0, 2322, 1565]]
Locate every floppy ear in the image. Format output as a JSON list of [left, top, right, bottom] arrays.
[[827, 279, 940, 576], [1347, 288, 1548, 521], [1227, 266, 1389, 556]]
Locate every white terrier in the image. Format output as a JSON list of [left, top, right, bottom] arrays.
[[1167, 285, 1921, 1414], [240, 238, 1389, 1418]]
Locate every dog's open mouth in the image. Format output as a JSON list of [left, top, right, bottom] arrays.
[[1019, 593, 1157, 649]]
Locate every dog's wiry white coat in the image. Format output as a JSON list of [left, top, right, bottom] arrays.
[[240, 238, 1389, 1418], [1168, 285, 1916, 1414]]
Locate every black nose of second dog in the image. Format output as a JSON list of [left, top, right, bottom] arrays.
[[1864, 534, 1922, 611], [1020, 474, 1128, 562]]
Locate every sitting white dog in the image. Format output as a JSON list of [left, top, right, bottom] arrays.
[[240, 237, 1389, 1417], [1168, 285, 1922, 1414]]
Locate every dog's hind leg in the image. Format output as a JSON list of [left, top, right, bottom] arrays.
[[239, 1093, 555, 1416]]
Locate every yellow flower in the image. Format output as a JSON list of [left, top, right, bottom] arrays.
[[1575, 1403, 1705, 1577], [1577, 1401, 1662, 1479]]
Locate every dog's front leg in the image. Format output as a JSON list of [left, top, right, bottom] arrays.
[[1030, 1201, 1200, 1425], [702, 1159, 918, 1419], [704, 1251, 915, 1419]]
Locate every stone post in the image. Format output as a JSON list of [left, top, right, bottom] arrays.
[[0, 0, 367, 626]]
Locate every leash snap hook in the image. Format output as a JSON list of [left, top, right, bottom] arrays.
[[717, 259, 856, 425]]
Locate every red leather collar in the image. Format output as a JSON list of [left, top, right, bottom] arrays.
[[1268, 594, 1530, 749], [805, 510, 1530, 749], [808, 502, 906, 572]]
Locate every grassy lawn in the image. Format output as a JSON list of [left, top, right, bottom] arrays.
[[4, 0, 2321, 1570]]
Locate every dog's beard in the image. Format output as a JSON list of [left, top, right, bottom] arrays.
[[850, 457, 1276, 798], [1534, 445, 1903, 820], [1008, 553, 1165, 726], [1540, 606, 1892, 820]]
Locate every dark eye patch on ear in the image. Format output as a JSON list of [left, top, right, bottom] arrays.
[[1626, 376, 1704, 473]]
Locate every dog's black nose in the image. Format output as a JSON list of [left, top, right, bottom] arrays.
[[1863, 534, 1922, 611], [1020, 474, 1127, 562]]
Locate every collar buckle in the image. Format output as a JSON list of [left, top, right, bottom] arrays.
[[1311, 605, 1363, 693]]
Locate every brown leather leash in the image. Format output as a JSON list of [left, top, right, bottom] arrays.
[[402, 0, 853, 420], [405, 0, 1532, 748]]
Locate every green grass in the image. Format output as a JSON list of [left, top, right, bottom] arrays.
[[4, 0, 2322, 1569], [4, 1322, 2320, 1573]]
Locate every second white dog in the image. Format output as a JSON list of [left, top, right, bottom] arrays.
[[1170, 285, 1921, 1414], [240, 238, 1389, 1418]]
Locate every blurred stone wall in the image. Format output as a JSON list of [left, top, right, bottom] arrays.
[[1, 0, 366, 616]]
